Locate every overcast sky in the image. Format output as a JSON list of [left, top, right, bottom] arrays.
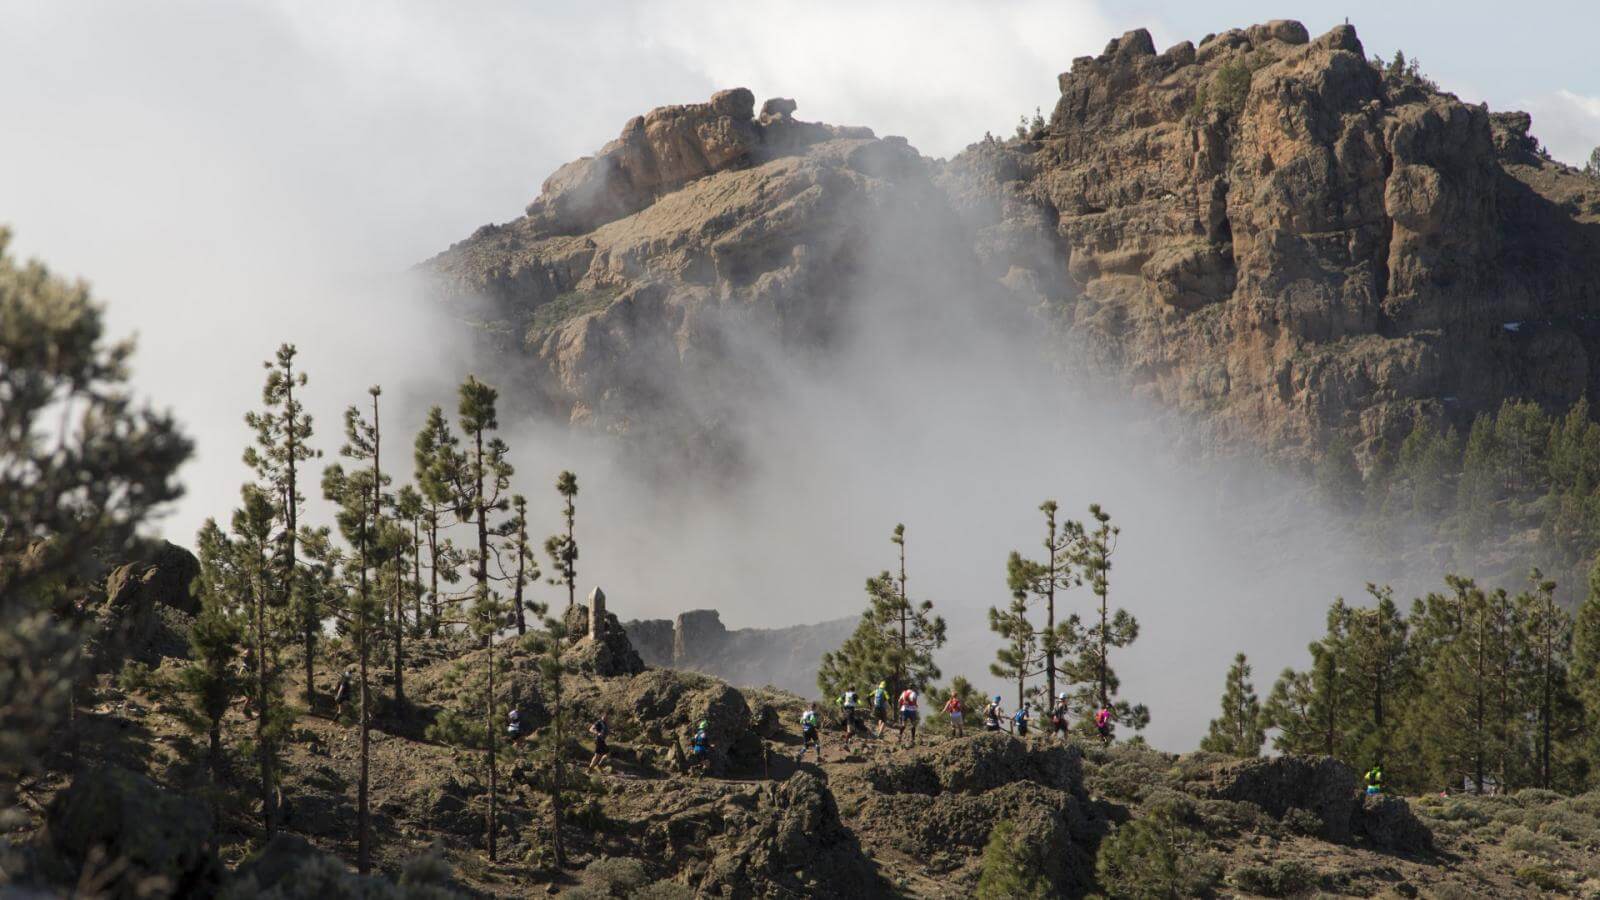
[[3, 1, 1598, 744]]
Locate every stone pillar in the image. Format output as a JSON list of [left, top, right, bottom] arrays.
[[588, 586, 607, 639]]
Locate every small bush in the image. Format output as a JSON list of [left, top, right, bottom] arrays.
[[1562, 792, 1600, 817], [1525, 806, 1594, 843], [1505, 825, 1559, 858], [1492, 806, 1526, 826], [1515, 788, 1564, 806], [976, 820, 1051, 900], [573, 856, 650, 898], [1514, 865, 1568, 893], [1282, 807, 1324, 836], [1211, 61, 1252, 116], [1232, 860, 1317, 897], [1427, 798, 1491, 825], [1096, 801, 1223, 899]]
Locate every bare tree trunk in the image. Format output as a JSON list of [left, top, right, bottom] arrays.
[[393, 554, 405, 708], [253, 562, 275, 838]]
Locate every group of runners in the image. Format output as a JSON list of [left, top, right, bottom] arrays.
[[490, 682, 1120, 777], [797, 682, 1118, 763]]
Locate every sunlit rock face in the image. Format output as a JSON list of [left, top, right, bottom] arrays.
[[425, 21, 1600, 466]]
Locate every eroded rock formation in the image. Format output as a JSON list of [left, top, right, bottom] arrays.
[[426, 21, 1600, 464]]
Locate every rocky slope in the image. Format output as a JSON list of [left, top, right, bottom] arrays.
[[425, 20, 1600, 466], [18, 603, 1600, 898]]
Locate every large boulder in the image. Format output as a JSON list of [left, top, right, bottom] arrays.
[[89, 542, 201, 672], [858, 735, 1098, 895], [44, 767, 221, 898], [865, 731, 1085, 795], [1194, 754, 1358, 842], [699, 772, 882, 898], [1355, 793, 1433, 853], [620, 669, 759, 774]]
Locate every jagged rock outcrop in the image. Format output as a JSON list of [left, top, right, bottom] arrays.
[[562, 599, 646, 677], [87, 542, 201, 672], [427, 21, 1600, 465], [425, 92, 974, 458], [1196, 754, 1360, 842], [854, 734, 1099, 895], [622, 609, 856, 695], [946, 22, 1600, 459]]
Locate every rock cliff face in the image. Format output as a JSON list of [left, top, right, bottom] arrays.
[[954, 21, 1600, 458], [425, 22, 1600, 463]]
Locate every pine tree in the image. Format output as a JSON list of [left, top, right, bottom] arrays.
[[322, 386, 391, 873], [988, 586, 1045, 711], [243, 344, 320, 703], [1412, 576, 1504, 793], [185, 529, 245, 827], [1315, 434, 1364, 514], [1573, 560, 1600, 787], [545, 471, 579, 610], [213, 483, 286, 837], [1517, 569, 1585, 789], [414, 405, 465, 638], [1070, 504, 1147, 731], [818, 525, 946, 699], [470, 568, 509, 861], [1455, 414, 1500, 553], [1391, 419, 1460, 521], [529, 613, 568, 867], [445, 376, 514, 861], [1493, 399, 1552, 498], [1006, 501, 1082, 704], [502, 495, 541, 635], [0, 230, 191, 811], [1263, 624, 1350, 760], [975, 820, 1051, 899], [394, 485, 427, 639], [1200, 653, 1264, 757], [1340, 586, 1413, 770]]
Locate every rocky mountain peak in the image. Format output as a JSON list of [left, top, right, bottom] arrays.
[[428, 19, 1600, 465], [521, 88, 877, 239]]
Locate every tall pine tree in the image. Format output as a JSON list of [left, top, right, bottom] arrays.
[[414, 405, 465, 638], [1069, 504, 1147, 731], [988, 586, 1046, 711], [1200, 653, 1264, 757], [322, 386, 391, 873], [545, 470, 579, 610], [1005, 501, 1082, 705], [242, 343, 320, 702], [818, 524, 947, 699]]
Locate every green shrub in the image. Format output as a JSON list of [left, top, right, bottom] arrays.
[[1232, 860, 1317, 897], [1282, 807, 1324, 836], [1562, 792, 1600, 817], [1096, 801, 1223, 899], [572, 856, 650, 898], [1505, 825, 1559, 858], [1514, 865, 1568, 893], [1492, 806, 1527, 826], [976, 820, 1051, 900], [1525, 806, 1595, 843], [1515, 788, 1564, 806], [1211, 62, 1252, 116]]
